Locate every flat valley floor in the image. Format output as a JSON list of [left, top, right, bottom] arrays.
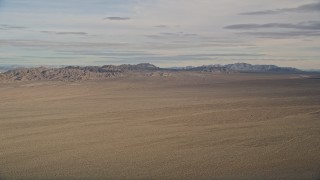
[[0, 73, 320, 179]]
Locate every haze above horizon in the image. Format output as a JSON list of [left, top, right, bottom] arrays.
[[0, 0, 319, 69]]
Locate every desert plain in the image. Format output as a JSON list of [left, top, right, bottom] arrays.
[[0, 72, 320, 179]]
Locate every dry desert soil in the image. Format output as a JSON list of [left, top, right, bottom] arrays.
[[0, 72, 320, 179]]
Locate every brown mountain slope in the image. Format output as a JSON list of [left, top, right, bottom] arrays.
[[0, 63, 160, 82]]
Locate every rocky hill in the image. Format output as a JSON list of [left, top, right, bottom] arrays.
[[0, 65, 25, 73], [0, 63, 159, 82], [0, 63, 303, 82]]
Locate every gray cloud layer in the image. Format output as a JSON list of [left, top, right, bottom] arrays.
[[0, 24, 27, 30], [225, 20, 320, 38], [40, 31, 88, 35], [241, 1, 320, 15], [104, 17, 131, 20], [0, 39, 129, 49], [154, 25, 168, 28], [146, 32, 198, 40], [59, 50, 158, 57], [94, 53, 265, 64], [238, 31, 320, 38], [225, 21, 320, 30]]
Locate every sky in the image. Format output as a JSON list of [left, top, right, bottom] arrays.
[[0, 0, 320, 69]]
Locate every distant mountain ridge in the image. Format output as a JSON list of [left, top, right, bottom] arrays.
[[0, 63, 303, 82], [187, 63, 302, 73]]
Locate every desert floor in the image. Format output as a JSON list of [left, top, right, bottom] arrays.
[[0, 73, 320, 179]]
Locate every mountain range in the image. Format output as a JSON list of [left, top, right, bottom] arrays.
[[0, 63, 304, 82], [185, 63, 302, 73]]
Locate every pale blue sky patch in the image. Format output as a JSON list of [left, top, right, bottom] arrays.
[[0, 0, 319, 69]]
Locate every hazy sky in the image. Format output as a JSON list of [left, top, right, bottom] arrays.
[[0, 0, 320, 69]]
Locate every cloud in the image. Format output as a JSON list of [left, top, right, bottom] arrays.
[[225, 21, 320, 38], [0, 39, 129, 49], [0, 24, 27, 30], [225, 21, 320, 30], [146, 32, 198, 40], [1, 0, 320, 69], [18, 55, 80, 59], [40, 30, 88, 35], [238, 31, 320, 38], [94, 53, 265, 64], [154, 25, 168, 28], [104, 17, 130, 20], [59, 50, 158, 57], [174, 53, 264, 57], [160, 32, 198, 36], [241, 1, 320, 15]]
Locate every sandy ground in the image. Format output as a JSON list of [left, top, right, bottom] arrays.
[[0, 73, 320, 179]]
